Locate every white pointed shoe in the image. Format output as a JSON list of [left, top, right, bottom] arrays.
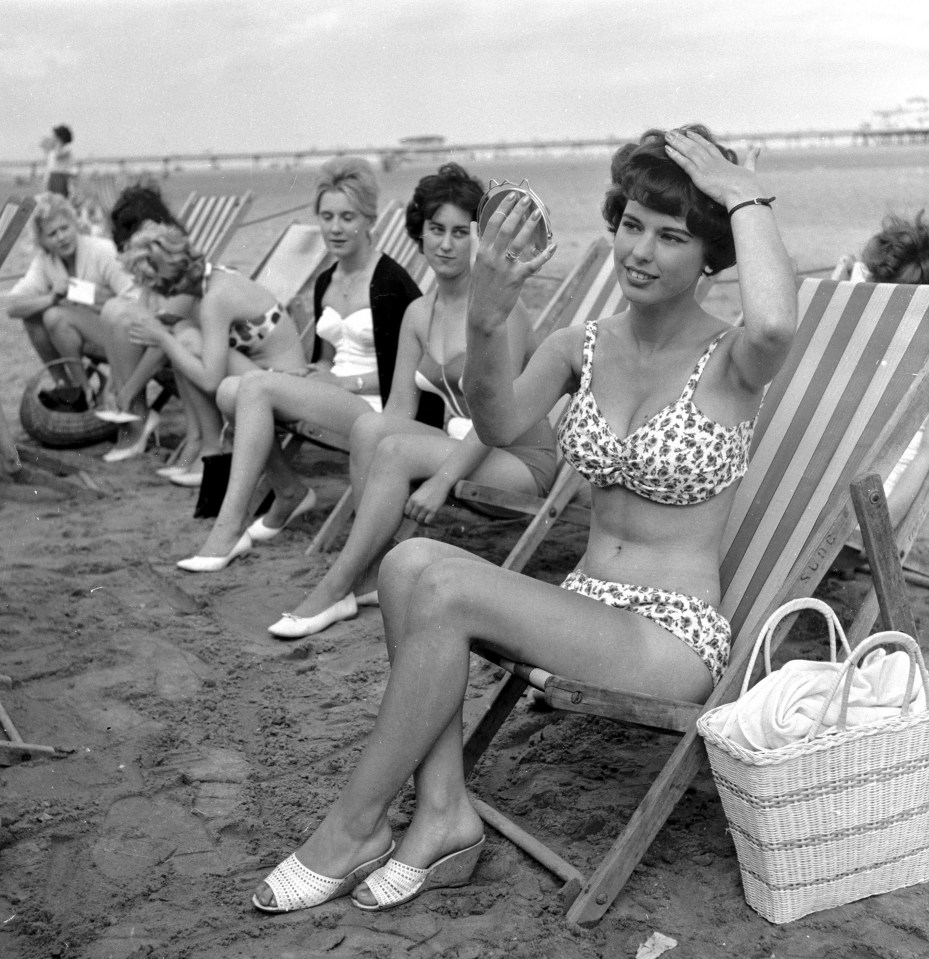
[[352, 836, 485, 911], [252, 841, 396, 913], [246, 488, 317, 543], [102, 410, 160, 463], [267, 594, 358, 639], [177, 532, 251, 572]]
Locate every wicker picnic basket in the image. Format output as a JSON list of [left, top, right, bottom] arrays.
[[697, 598, 929, 923], [19, 359, 117, 448]]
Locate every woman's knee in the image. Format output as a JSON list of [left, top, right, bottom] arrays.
[[216, 374, 242, 415], [379, 540, 469, 620]]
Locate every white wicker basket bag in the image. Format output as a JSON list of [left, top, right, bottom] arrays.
[[697, 598, 929, 923]]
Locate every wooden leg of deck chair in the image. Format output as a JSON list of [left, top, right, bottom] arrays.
[[305, 485, 353, 556], [565, 726, 706, 927], [463, 672, 530, 776], [849, 473, 919, 642], [501, 467, 587, 573]]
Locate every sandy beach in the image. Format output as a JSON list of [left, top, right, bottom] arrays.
[[4, 155, 929, 957]]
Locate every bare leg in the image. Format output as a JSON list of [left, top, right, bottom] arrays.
[[99, 298, 153, 449], [290, 423, 535, 618], [43, 303, 106, 400], [253, 537, 713, 908], [20, 312, 65, 373], [196, 371, 374, 557]]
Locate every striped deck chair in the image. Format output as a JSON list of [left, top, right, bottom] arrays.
[[0, 196, 37, 275], [303, 237, 614, 556], [249, 222, 328, 305], [460, 278, 929, 926], [177, 191, 254, 261]]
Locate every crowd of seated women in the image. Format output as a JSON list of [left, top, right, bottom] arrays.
[[5, 125, 929, 917]]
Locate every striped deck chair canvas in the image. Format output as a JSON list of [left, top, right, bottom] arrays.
[[303, 237, 615, 557], [177, 191, 254, 261], [249, 222, 328, 306], [0, 196, 36, 273], [460, 278, 929, 927]]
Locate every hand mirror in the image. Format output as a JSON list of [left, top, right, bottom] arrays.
[[476, 179, 553, 262]]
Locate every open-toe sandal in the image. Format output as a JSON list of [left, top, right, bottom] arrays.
[[252, 840, 396, 913], [352, 836, 484, 911]]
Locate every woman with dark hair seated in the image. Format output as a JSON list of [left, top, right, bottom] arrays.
[[250, 125, 797, 913], [264, 162, 557, 637], [175, 156, 440, 571], [96, 183, 193, 463], [119, 222, 307, 484]]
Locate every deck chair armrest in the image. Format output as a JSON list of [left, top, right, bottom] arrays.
[[453, 479, 592, 527], [473, 645, 703, 733]]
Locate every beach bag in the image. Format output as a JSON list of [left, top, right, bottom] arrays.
[[193, 452, 232, 519], [697, 597, 929, 923], [19, 359, 117, 448]]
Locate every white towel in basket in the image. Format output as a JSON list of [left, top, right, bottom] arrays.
[[705, 648, 927, 751]]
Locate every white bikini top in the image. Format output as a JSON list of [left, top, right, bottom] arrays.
[[316, 305, 378, 378]]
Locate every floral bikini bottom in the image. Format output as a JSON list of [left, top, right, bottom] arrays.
[[560, 569, 731, 686]]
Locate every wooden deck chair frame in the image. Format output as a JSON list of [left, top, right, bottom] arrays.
[[177, 190, 254, 261], [458, 279, 929, 927], [303, 237, 616, 556], [0, 196, 37, 274]]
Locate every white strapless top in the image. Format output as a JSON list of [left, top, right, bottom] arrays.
[[316, 305, 377, 378]]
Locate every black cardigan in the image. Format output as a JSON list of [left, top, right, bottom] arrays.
[[312, 254, 442, 427]]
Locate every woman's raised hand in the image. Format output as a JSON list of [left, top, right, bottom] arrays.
[[664, 129, 765, 211], [467, 192, 556, 333]]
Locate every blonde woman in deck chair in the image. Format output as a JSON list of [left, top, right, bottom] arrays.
[[251, 126, 797, 914]]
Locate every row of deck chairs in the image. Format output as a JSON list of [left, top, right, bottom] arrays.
[[4, 189, 929, 926]]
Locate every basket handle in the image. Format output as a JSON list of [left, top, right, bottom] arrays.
[[740, 597, 853, 697], [809, 631, 929, 736]]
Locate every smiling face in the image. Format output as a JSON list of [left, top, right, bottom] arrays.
[[39, 213, 78, 260], [421, 202, 472, 280], [613, 200, 707, 305], [317, 189, 369, 259]]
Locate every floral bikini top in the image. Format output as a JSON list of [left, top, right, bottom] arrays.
[[557, 321, 756, 506]]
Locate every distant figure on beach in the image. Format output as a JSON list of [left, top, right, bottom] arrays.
[[173, 155, 442, 571], [41, 125, 76, 198], [251, 125, 797, 913], [836, 210, 929, 532], [262, 163, 558, 639], [4, 193, 135, 406], [94, 183, 192, 463], [119, 221, 307, 485]]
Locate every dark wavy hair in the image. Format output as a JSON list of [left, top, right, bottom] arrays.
[[110, 183, 181, 252], [862, 211, 929, 284], [602, 124, 738, 276], [405, 163, 485, 252]]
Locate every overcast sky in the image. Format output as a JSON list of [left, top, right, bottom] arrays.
[[2, 0, 927, 161]]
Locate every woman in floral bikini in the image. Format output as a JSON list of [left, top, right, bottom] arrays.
[[251, 125, 798, 913]]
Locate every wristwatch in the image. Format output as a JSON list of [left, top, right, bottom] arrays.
[[355, 376, 365, 392]]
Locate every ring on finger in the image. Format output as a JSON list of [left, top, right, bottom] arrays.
[[504, 248, 519, 262]]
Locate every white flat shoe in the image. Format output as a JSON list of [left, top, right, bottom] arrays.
[[169, 469, 204, 488], [156, 465, 190, 479], [246, 488, 317, 543], [177, 532, 251, 572], [268, 594, 358, 639], [252, 840, 396, 914], [95, 409, 142, 424]]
